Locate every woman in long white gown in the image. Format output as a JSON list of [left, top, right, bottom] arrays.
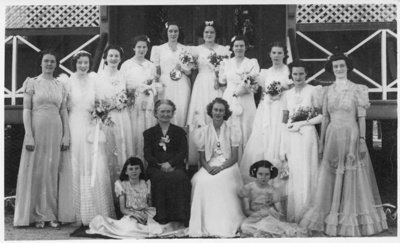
[[65, 51, 116, 225], [189, 98, 245, 237], [96, 45, 134, 186], [240, 42, 292, 186], [150, 22, 192, 127], [120, 35, 159, 165], [187, 20, 231, 166], [221, 35, 260, 154], [281, 61, 323, 223]]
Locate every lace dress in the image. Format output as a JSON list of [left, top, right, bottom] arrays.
[[14, 77, 74, 226], [66, 72, 116, 225], [87, 180, 186, 238], [238, 182, 308, 238], [299, 82, 388, 236]]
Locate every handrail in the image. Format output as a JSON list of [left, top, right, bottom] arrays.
[[288, 28, 299, 62], [92, 32, 108, 72]]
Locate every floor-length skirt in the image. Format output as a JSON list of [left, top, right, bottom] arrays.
[[14, 109, 75, 226], [189, 158, 245, 237]]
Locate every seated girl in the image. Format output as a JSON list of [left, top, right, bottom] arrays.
[[86, 157, 186, 239], [239, 160, 308, 238]]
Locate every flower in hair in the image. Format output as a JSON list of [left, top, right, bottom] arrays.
[[231, 36, 237, 43], [165, 22, 169, 29], [205, 20, 214, 26], [146, 36, 151, 43]]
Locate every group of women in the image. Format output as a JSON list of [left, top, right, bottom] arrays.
[[13, 20, 388, 238]]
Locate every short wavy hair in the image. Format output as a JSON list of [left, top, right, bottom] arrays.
[[119, 157, 145, 181], [249, 160, 278, 179], [206, 97, 232, 120], [268, 41, 289, 64], [324, 53, 354, 74], [195, 20, 222, 40], [288, 61, 310, 79], [37, 49, 60, 69], [162, 22, 185, 43], [102, 45, 124, 68], [70, 50, 93, 72], [132, 35, 151, 50], [229, 35, 249, 54]]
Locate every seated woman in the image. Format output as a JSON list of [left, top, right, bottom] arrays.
[[87, 157, 186, 238], [239, 160, 308, 238], [143, 99, 191, 226], [189, 97, 245, 238]]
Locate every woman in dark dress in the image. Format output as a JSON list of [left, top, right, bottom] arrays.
[[143, 99, 191, 226]]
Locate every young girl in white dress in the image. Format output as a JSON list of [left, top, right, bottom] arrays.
[[120, 35, 159, 165], [150, 22, 192, 127], [239, 160, 308, 238], [87, 157, 186, 239], [66, 51, 115, 225]]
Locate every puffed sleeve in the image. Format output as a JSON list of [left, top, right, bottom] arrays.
[[115, 180, 126, 198], [281, 90, 288, 111], [229, 124, 242, 147], [249, 58, 260, 75], [193, 126, 206, 152], [23, 77, 34, 95], [59, 81, 68, 111], [322, 86, 330, 117], [355, 84, 370, 117], [311, 85, 327, 109], [190, 45, 199, 60], [150, 45, 160, 66], [238, 183, 251, 199]]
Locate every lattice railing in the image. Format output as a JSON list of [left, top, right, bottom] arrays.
[[6, 5, 99, 28], [297, 4, 397, 23]]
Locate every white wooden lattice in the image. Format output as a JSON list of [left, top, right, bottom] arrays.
[[6, 5, 99, 28], [297, 4, 397, 23]]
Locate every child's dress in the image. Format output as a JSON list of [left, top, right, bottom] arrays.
[[238, 182, 308, 238], [87, 180, 186, 239]]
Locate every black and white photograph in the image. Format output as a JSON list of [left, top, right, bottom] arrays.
[[1, 0, 398, 242]]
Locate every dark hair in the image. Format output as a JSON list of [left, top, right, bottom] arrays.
[[102, 45, 124, 68], [119, 157, 145, 181], [38, 49, 60, 69], [70, 50, 93, 72], [230, 35, 249, 53], [206, 97, 232, 120], [132, 35, 151, 50], [268, 41, 289, 64], [324, 53, 354, 74], [288, 61, 309, 79], [195, 20, 222, 40], [249, 160, 278, 179], [162, 22, 185, 43], [154, 99, 177, 118]]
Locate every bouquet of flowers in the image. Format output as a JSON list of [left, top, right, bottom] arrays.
[[208, 51, 230, 90], [110, 90, 129, 111], [125, 89, 136, 109], [238, 71, 258, 89], [179, 51, 197, 70], [89, 98, 115, 127], [280, 167, 289, 180], [143, 75, 162, 96], [265, 81, 282, 97], [290, 106, 318, 123]]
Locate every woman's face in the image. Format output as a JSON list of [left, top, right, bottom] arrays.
[[126, 164, 141, 180], [233, 40, 246, 58], [106, 49, 121, 68], [291, 67, 307, 87], [156, 104, 174, 123], [134, 41, 148, 58], [203, 26, 216, 43], [332, 59, 348, 79], [256, 167, 271, 186], [269, 46, 285, 65], [211, 102, 226, 121], [167, 25, 179, 42], [76, 56, 90, 75], [41, 54, 57, 74]]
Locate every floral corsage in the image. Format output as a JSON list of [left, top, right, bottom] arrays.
[[159, 135, 170, 151]]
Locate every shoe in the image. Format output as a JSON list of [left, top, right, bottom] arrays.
[[49, 220, 61, 228], [35, 221, 45, 229]]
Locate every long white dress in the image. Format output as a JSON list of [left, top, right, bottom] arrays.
[[281, 84, 322, 223], [120, 59, 158, 166], [221, 57, 260, 151], [95, 70, 134, 185], [150, 43, 191, 127], [186, 44, 230, 165], [239, 65, 292, 185], [66, 72, 116, 225], [189, 122, 245, 237]]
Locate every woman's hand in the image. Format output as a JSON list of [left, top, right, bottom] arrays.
[[234, 85, 249, 97], [287, 121, 303, 132], [60, 136, 70, 151], [359, 138, 368, 155], [208, 166, 223, 175], [160, 162, 174, 172], [130, 210, 148, 224], [25, 134, 35, 151], [318, 141, 324, 161], [270, 94, 281, 101]]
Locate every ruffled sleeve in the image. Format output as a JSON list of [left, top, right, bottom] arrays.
[[355, 84, 370, 117], [114, 180, 126, 198], [150, 45, 160, 66], [229, 123, 241, 147], [193, 126, 206, 152], [23, 77, 34, 95], [238, 183, 251, 199]]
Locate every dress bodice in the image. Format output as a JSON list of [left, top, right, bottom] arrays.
[[67, 73, 96, 113], [120, 59, 157, 91], [239, 182, 279, 211], [283, 84, 323, 119], [222, 58, 260, 88], [194, 45, 231, 74], [263, 65, 292, 89], [23, 77, 66, 111], [151, 43, 188, 75], [95, 70, 126, 100], [115, 180, 151, 210]]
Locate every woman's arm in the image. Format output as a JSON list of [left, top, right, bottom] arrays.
[[358, 115, 368, 154], [242, 197, 255, 217], [119, 195, 147, 224], [167, 128, 188, 168], [23, 93, 35, 151], [199, 151, 213, 174], [319, 113, 330, 160], [60, 96, 70, 151], [211, 146, 239, 175], [143, 129, 161, 169]]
